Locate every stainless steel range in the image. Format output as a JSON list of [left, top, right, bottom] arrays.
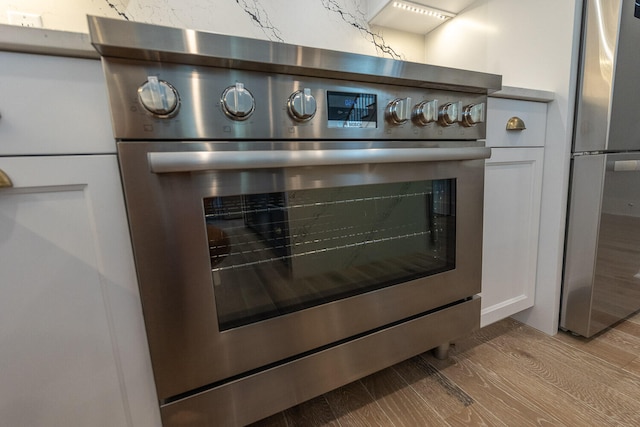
[[88, 16, 501, 426]]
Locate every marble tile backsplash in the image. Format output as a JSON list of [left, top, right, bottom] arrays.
[[1, 0, 422, 60]]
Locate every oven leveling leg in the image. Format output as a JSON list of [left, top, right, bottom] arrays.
[[433, 342, 450, 360]]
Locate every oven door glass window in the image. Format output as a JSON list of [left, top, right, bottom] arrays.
[[203, 179, 455, 330]]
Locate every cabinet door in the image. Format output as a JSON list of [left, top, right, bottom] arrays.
[[0, 156, 159, 427], [481, 147, 544, 327]]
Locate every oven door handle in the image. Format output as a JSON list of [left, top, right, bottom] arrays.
[[147, 147, 491, 173]]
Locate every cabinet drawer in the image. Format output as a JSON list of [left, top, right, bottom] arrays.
[[0, 52, 114, 155], [486, 97, 547, 148]]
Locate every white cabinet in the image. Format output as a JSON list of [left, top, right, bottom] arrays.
[[481, 96, 547, 327], [0, 156, 160, 426], [0, 47, 161, 426]]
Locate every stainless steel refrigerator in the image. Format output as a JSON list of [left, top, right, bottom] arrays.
[[562, 0, 640, 337]]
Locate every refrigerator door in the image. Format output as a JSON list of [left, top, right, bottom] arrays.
[[574, 0, 640, 154], [608, 0, 640, 151], [562, 153, 640, 337], [573, 0, 619, 153]]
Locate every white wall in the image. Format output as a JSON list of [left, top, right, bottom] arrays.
[[423, 0, 578, 90], [424, 0, 583, 335], [0, 0, 426, 61]]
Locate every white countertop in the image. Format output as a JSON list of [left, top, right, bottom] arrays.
[[0, 23, 97, 59], [490, 86, 555, 103]]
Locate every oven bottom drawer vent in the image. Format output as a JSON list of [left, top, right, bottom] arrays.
[[160, 296, 480, 427]]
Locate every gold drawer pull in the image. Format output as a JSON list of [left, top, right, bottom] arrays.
[[506, 116, 526, 131], [0, 169, 13, 188]]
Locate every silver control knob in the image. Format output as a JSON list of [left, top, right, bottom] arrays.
[[138, 76, 180, 117], [221, 82, 255, 121], [412, 100, 439, 126], [288, 88, 317, 121], [462, 103, 485, 127], [385, 97, 412, 125], [438, 101, 462, 127]]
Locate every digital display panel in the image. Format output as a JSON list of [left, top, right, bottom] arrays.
[[327, 91, 377, 128]]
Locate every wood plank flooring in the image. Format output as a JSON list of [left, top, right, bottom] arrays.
[[248, 311, 640, 426]]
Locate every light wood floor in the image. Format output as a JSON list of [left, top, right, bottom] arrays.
[[249, 311, 640, 426]]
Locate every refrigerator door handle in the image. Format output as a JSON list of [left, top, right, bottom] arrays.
[[607, 160, 640, 172]]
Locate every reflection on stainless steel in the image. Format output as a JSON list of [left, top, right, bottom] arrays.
[[562, 0, 640, 337], [89, 15, 499, 426]]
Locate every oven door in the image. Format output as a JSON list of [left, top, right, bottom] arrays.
[[118, 140, 488, 401]]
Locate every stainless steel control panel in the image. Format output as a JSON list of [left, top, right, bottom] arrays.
[[103, 59, 487, 141]]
